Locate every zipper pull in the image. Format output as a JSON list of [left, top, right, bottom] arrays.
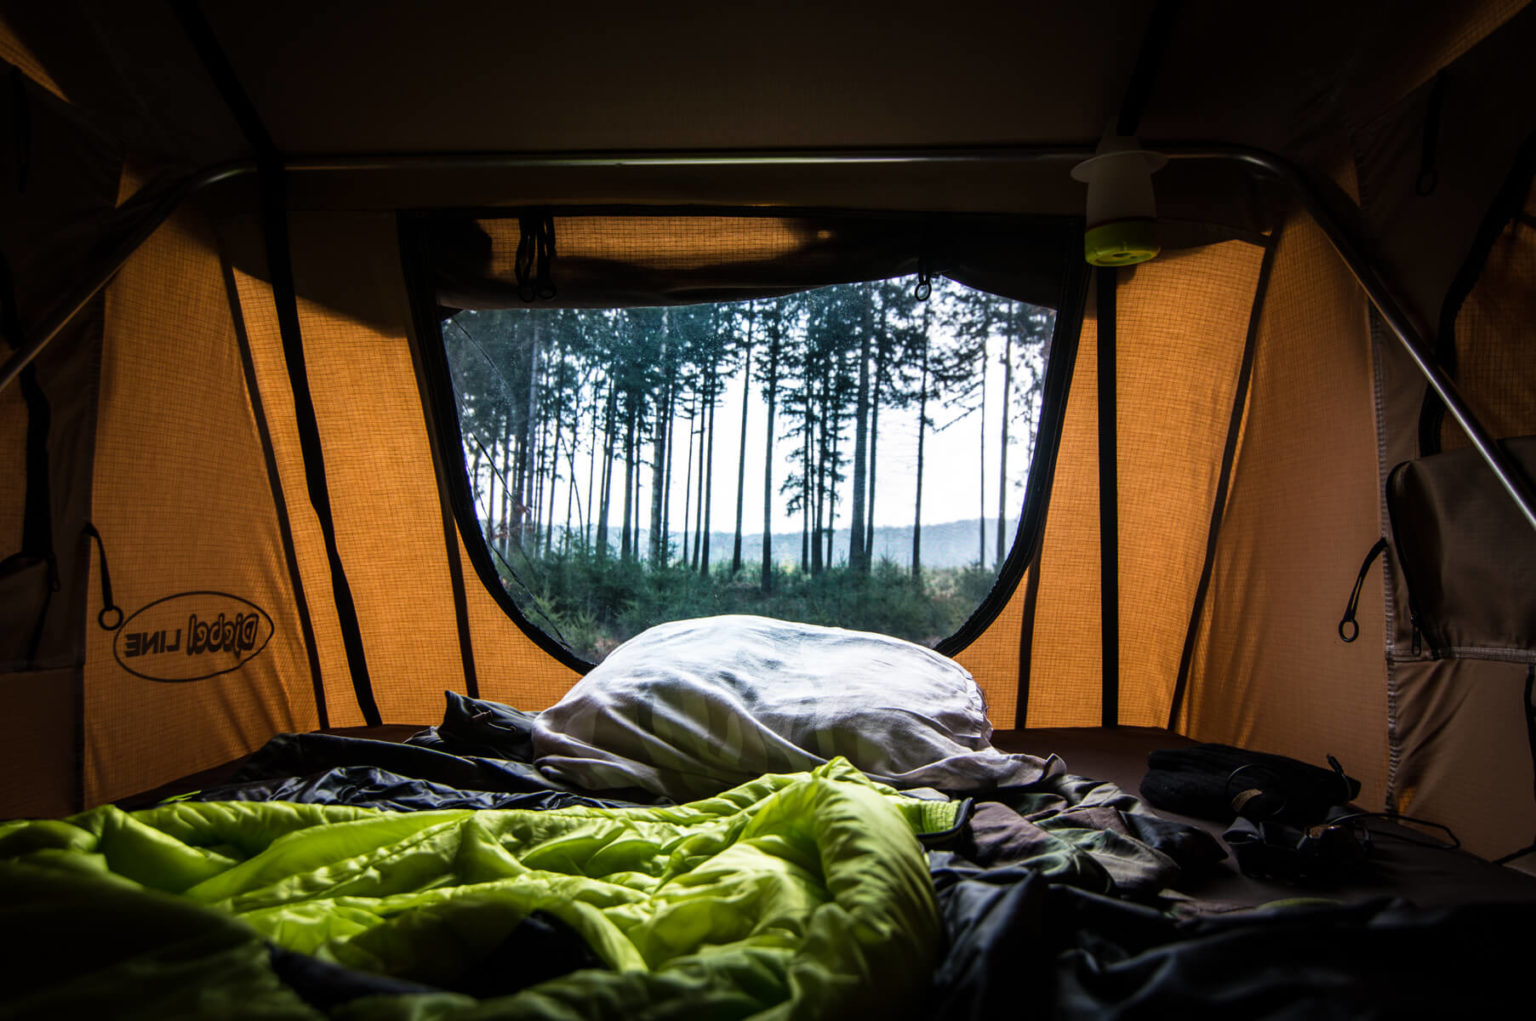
[[1339, 539, 1389, 642]]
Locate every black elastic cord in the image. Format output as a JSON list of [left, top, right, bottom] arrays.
[[1332, 811, 1460, 851], [175, 0, 379, 725], [222, 258, 329, 729], [83, 523, 121, 630], [515, 211, 557, 302], [1097, 267, 1119, 728], [1339, 538, 1389, 643], [396, 215, 481, 699]]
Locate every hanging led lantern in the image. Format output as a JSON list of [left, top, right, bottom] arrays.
[[1070, 134, 1168, 267]]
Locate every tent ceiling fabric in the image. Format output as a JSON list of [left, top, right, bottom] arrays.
[[5, 2, 1525, 193]]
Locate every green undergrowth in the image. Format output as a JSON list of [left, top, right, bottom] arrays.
[[491, 539, 1000, 662]]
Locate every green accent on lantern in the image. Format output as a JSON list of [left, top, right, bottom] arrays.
[[1084, 220, 1160, 266]]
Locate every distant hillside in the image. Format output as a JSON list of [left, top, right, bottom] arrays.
[[629, 517, 1018, 570]]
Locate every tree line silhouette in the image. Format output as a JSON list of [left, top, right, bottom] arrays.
[[444, 276, 1053, 656]]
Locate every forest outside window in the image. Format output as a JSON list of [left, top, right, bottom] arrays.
[[440, 273, 1056, 663]]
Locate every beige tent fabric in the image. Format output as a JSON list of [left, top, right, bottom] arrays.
[[1025, 294, 1103, 727], [1025, 243, 1263, 729], [953, 567, 1027, 730], [452, 523, 581, 712], [84, 207, 319, 806], [1377, 182, 1536, 859], [1391, 658, 1535, 859], [1441, 179, 1536, 451], [283, 214, 471, 725], [285, 213, 583, 721], [225, 259, 362, 729], [1182, 213, 1389, 810], [1114, 242, 1265, 727]]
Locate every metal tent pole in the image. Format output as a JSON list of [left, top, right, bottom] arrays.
[[0, 162, 254, 394], [1171, 146, 1536, 536], [5, 143, 1530, 538]]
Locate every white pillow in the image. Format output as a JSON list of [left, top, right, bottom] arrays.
[[532, 615, 1058, 799]]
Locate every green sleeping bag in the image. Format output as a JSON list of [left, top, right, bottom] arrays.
[[0, 758, 956, 1019]]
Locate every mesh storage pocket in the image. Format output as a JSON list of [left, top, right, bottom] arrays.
[[1387, 436, 1536, 662]]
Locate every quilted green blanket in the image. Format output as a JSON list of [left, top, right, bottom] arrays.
[[0, 760, 955, 1019]]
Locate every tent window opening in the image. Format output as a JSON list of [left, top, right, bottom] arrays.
[[439, 278, 1056, 664]]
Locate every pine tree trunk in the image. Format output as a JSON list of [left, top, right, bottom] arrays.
[[811, 381, 825, 576], [866, 327, 886, 564], [761, 323, 779, 591], [564, 441, 576, 551], [978, 339, 987, 567], [692, 396, 706, 570], [732, 334, 753, 574], [585, 386, 599, 546], [596, 385, 616, 558], [913, 329, 930, 579], [700, 372, 717, 576], [620, 404, 636, 562], [544, 361, 563, 554], [996, 308, 1015, 567], [500, 417, 514, 558], [825, 394, 838, 569], [801, 401, 812, 574], [650, 369, 669, 568], [680, 400, 693, 569], [470, 442, 482, 515], [518, 320, 542, 550], [660, 378, 675, 567], [849, 284, 872, 573]]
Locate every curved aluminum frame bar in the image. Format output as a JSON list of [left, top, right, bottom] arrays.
[[4, 143, 1531, 534]]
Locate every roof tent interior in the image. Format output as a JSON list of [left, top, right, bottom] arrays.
[[2, 0, 1535, 872]]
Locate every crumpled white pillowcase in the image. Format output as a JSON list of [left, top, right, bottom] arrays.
[[532, 614, 1059, 800]]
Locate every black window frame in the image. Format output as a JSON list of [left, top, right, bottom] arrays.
[[399, 207, 1088, 673]]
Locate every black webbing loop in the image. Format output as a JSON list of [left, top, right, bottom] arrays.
[[1339, 538, 1388, 642], [913, 228, 934, 301], [1416, 71, 1447, 197], [84, 523, 122, 631], [515, 211, 557, 302]]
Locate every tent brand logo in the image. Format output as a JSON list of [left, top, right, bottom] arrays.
[[112, 592, 274, 682]]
